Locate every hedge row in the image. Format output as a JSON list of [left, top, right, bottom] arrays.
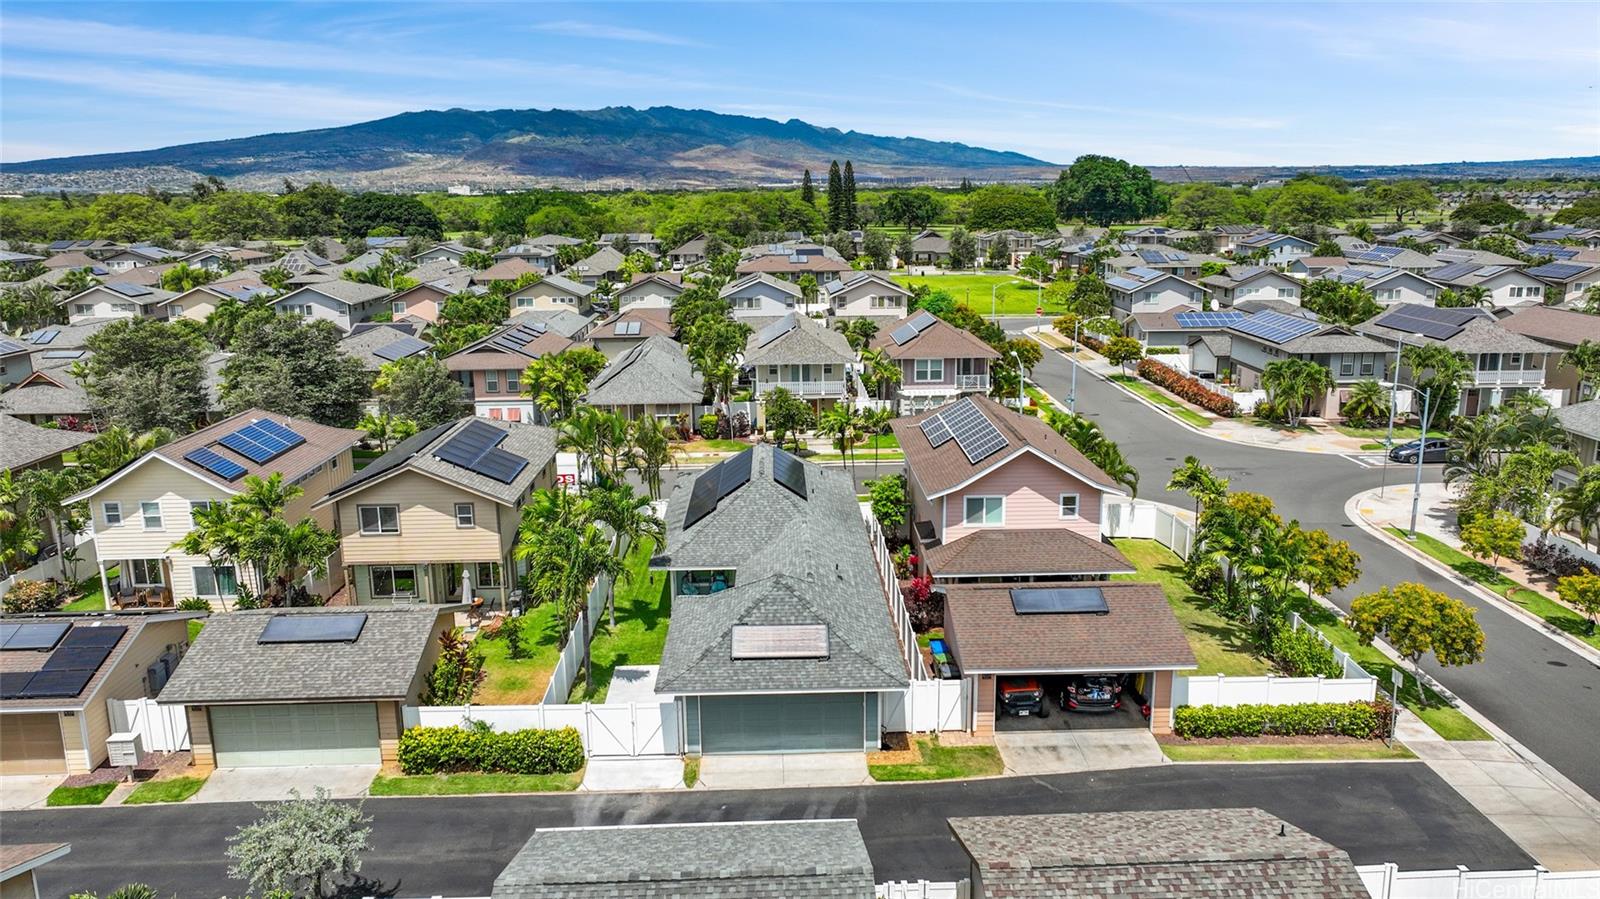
[[397, 725, 585, 775], [1146, 346, 1181, 355], [1173, 700, 1392, 739], [1137, 358, 1237, 417]]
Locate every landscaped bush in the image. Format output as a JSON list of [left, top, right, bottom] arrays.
[[1521, 540, 1598, 579], [1145, 346, 1180, 355], [1270, 626, 1344, 679], [397, 725, 584, 775], [1173, 700, 1393, 740], [903, 577, 943, 631], [2, 579, 66, 614], [176, 597, 212, 611], [697, 413, 719, 437], [1137, 358, 1236, 417], [1079, 333, 1106, 354]]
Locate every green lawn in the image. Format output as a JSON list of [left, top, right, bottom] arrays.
[[352, 448, 384, 470], [868, 737, 1004, 781], [859, 433, 899, 450], [1160, 741, 1415, 762], [1112, 539, 1269, 676], [62, 585, 105, 612], [474, 601, 565, 704], [1388, 528, 1600, 651], [188, 619, 205, 642], [894, 273, 1058, 317], [369, 771, 583, 796], [1334, 425, 1447, 442], [679, 439, 748, 453], [1108, 375, 1213, 429], [124, 776, 207, 804], [46, 783, 117, 806], [567, 538, 670, 703]]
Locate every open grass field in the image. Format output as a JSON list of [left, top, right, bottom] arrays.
[[894, 273, 1062, 317]]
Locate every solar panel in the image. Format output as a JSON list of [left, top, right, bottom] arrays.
[[474, 447, 529, 484], [31, 329, 60, 345], [258, 613, 367, 644], [907, 310, 938, 332], [1527, 262, 1590, 280], [0, 623, 18, 647], [107, 281, 153, 297], [1474, 265, 1508, 278], [17, 668, 94, 698], [1174, 311, 1244, 328], [730, 624, 829, 659], [611, 320, 642, 336], [772, 446, 808, 499], [218, 430, 276, 463], [42, 349, 85, 359], [41, 642, 113, 673], [683, 463, 723, 529], [1106, 276, 1141, 291], [252, 419, 307, 449], [717, 448, 753, 499], [373, 335, 430, 361], [1230, 310, 1319, 345], [56, 625, 126, 648], [1, 621, 72, 651], [435, 419, 508, 469], [754, 315, 798, 348], [1126, 266, 1163, 280], [1374, 305, 1481, 340], [184, 447, 247, 480], [1138, 249, 1166, 264], [889, 324, 919, 346], [0, 671, 32, 700], [936, 398, 1009, 464], [920, 414, 954, 448], [1425, 262, 1483, 282], [1010, 586, 1109, 615]]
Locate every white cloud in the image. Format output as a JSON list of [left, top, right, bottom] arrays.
[[531, 20, 704, 47]]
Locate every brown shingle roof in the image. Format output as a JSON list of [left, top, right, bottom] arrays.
[[943, 581, 1195, 673], [867, 312, 1000, 360], [737, 255, 851, 274], [890, 395, 1121, 498], [473, 258, 540, 284], [922, 528, 1134, 578], [1500, 305, 1600, 349], [154, 408, 362, 486]]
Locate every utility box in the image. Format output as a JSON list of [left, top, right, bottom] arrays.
[[107, 731, 143, 767]]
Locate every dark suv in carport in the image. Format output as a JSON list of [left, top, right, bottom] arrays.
[[1060, 674, 1123, 713]]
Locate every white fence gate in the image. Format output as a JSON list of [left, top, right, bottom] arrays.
[[107, 698, 190, 752], [404, 701, 679, 757], [1357, 864, 1600, 899], [881, 679, 968, 733]]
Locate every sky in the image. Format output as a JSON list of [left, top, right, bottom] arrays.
[[1, 0, 1597, 167]]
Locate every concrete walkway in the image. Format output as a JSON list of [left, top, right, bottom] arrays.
[[190, 765, 378, 803], [695, 753, 871, 789], [0, 775, 60, 810], [581, 757, 684, 792], [993, 730, 1166, 776]]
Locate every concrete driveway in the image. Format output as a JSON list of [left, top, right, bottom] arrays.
[[190, 765, 378, 803], [581, 757, 684, 791], [994, 730, 1166, 776], [697, 753, 871, 789], [0, 775, 62, 810]]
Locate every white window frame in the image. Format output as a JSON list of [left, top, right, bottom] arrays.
[[391, 300, 406, 315], [1059, 493, 1081, 519], [192, 564, 238, 598], [485, 370, 500, 393], [962, 495, 1004, 527], [914, 358, 944, 382], [455, 502, 476, 528], [357, 504, 400, 535], [370, 565, 418, 599], [103, 502, 122, 526], [129, 558, 164, 587], [475, 561, 502, 588], [140, 501, 163, 530]]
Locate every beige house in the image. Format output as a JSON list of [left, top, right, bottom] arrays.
[[154, 278, 274, 323], [508, 273, 595, 315], [316, 417, 558, 609]]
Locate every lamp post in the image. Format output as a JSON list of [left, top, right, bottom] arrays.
[[1409, 388, 1432, 540], [1379, 332, 1425, 499], [991, 279, 1024, 322], [1069, 317, 1083, 414], [1012, 350, 1025, 408]]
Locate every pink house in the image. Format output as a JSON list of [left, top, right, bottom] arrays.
[[891, 395, 1134, 584], [868, 311, 1000, 415]]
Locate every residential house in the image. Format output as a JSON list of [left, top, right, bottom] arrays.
[[40, 250, 101, 271], [1526, 260, 1600, 306], [1224, 310, 1396, 419], [1529, 226, 1600, 248], [1209, 224, 1266, 254], [157, 605, 456, 769], [507, 273, 594, 315], [337, 322, 433, 377], [100, 244, 183, 272], [61, 282, 179, 323], [1427, 261, 1548, 307], [285, 250, 385, 287], [492, 243, 559, 273], [45, 239, 120, 257], [1379, 228, 1464, 249], [827, 270, 910, 320], [1500, 305, 1600, 404], [974, 229, 1041, 265], [0, 413, 94, 475], [0, 354, 92, 426], [1188, 333, 1233, 378], [317, 417, 557, 609], [528, 234, 585, 250], [386, 266, 476, 323], [445, 320, 575, 422], [1357, 304, 1554, 416], [1125, 305, 1200, 348], [598, 232, 663, 255], [907, 229, 951, 267], [652, 445, 909, 754], [69, 410, 360, 606], [0, 843, 71, 898], [0, 336, 34, 388], [1103, 248, 1224, 281], [1555, 401, 1600, 485], [0, 612, 197, 775], [1287, 256, 1354, 278], [585, 334, 704, 423], [272, 247, 335, 276], [471, 257, 541, 286], [1200, 265, 1303, 308], [412, 242, 471, 265], [1431, 247, 1527, 268], [182, 246, 271, 270], [737, 242, 853, 284], [867, 310, 998, 412], [719, 272, 802, 323], [587, 307, 674, 359], [1106, 266, 1209, 320], [1321, 267, 1442, 306], [155, 277, 273, 323], [0, 248, 46, 266], [273, 280, 393, 332], [1234, 231, 1315, 267], [564, 245, 626, 286], [363, 236, 411, 251], [744, 313, 854, 423], [614, 273, 684, 310], [1123, 226, 1199, 247], [1344, 244, 1446, 275], [666, 233, 711, 269]]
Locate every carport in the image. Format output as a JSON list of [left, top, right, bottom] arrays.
[[940, 582, 1197, 737]]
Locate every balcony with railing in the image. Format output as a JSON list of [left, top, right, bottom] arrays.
[[754, 378, 846, 397], [1471, 367, 1545, 387]]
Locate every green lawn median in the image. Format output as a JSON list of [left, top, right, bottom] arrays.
[[370, 771, 583, 796], [1108, 375, 1212, 429], [1159, 741, 1415, 762], [46, 783, 117, 806], [124, 776, 207, 804], [868, 736, 1003, 782]]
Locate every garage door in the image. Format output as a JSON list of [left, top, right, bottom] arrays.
[[699, 693, 864, 754], [211, 703, 381, 767], [0, 713, 67, 775]]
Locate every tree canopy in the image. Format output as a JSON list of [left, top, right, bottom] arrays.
[[1050, 155, 1162, 226]]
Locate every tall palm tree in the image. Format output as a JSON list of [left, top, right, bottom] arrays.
[[18, 467, 90, 583], [513, 488, 620, 693], [817, 404, 862, 472], [0, 469, 22, 525], [524, 354, 587, 422], [630, 417, 679, 500], [860, 407, 895, 470], [1166, 456, 1229, 519], [558, 405, 607, 485], [75, 426, 176, 479], [1261, 358, 1334, 427], [583, 482, 665, 627], [172, 501, 246, 610], [1555, 467, 1600, 550], [858, 347, 902, 401], [235, 473, 299, 519], [1339, 379, 1389, 428]]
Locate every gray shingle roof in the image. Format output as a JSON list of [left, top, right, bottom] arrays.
[[492, 820, 875, 899], [585, 335, 704, 407], [322, 417, 557, 507], [0, 413, 94, 470], [523, 273, 595, 298], [20, 318, 117, 349], [720, 272, 802, 300], [337, 325, 434, 371], [1556, 400, 1600, 441], [281, 279, 393, 306], [653, 445, 908, 694], [743, 313, 854, 367], [156, 606, 451, 704], [1358, 311, 1552, 355], [0, 360, 90, 416]]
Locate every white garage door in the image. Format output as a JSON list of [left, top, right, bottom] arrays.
[[211, 703, 381, 767]]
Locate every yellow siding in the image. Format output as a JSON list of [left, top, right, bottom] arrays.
[[378, 700, 401, 765], [405, 614, 455, 703], [336, 470, 505, 565], [81, 619, 190, 770], [59, 713, 88, 775], [187, 707, 215, 770], [87, 460, 234, 601], [1151, 671, 1175, 735]]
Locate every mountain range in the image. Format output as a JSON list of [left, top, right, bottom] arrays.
[[2, 105, 1597, 192]]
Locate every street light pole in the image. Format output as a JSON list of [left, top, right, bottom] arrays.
[[1409, 388, 1431, 540], [1012, 350, 1025, 409], [1069, 319, 1082, 414], [1379, 332, 1423, 499]]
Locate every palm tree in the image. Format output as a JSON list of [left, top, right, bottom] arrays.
[[817, 404, 862, 472], [0, 469, 22, 525], [858, 347, 902, 401], [18, 467, 90, 583], [1045, 408, 1140, 496], [1166, 456, 1229, 519], [1093, 440, 1140, 497], [58, 267, 99, 296], [860, 407, 895, 470], [838, 318, 879, 351], [559, 405, 623, 485], [0, 518, 43, 577], [630, 417, 679, 500], [583, 482, 665, 627], [235, 473, 299, 519], [524, 354, 587, 422], [1401, 344, 1473, 432], [358, 411, 397, 452], [1555, 467, 1600, 550], [514, 488, 621, 693], [1260, 358, 1334, 427], [172, 501, 246, 610], [1340, 379, 1389, 428], [75, 426, 176, 479]]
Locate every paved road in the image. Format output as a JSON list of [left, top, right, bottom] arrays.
[[1013, 324, 1600, 799], [6, 763, 1529, 898]]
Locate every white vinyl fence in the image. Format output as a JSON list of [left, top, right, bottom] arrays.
[[1103, 499, 1194, 560], [0, 532, 98, 602], [107, 697, 190, 752], [404, 702, 679, 757], [539, 536, 628, 705], [1357, 864, 1600, 899], [862, 504, 931, 681], [1175, 610, 1376, 707], [881, 678, 968, 733], [877, 881, 967, 899]]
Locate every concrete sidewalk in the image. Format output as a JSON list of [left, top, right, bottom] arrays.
[[695, 753, 872, 789]]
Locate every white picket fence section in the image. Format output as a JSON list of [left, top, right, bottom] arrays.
[[1103, 499, 1194, 560], [1175, 610, 1376, 706], [862, 504, 931, 681], [1356, 864, 1600, 899], [106, 698, 190, 752], [404, 701, 679, 757], [881, 678, 968, 733], [876, 881, 966, 899], [539, 536, 628, 705]]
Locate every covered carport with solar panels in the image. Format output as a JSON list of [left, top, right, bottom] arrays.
[[940, 582, 1198, 737]]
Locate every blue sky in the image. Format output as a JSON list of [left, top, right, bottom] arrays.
[[2, 1, 1597, 166]]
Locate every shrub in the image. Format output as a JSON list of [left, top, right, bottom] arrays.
[[1172, 700, 1392, 739], [1145, 346, 1180, 355], [1270, 626, 1344, 679], [397, 725, 584, 775], [697, 413, 719, 437], [1521, 540, 1599, 579], [903, 577, 943, 631], [176, 597, 212, 611], [1183, 556, 1225, 603], [1137, 358, 1236, 416], [2, 579, 65, 614]]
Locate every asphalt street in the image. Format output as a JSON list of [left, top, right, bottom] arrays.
[[1009, 320, 1600, 800], [6, 763, 1530, 898]]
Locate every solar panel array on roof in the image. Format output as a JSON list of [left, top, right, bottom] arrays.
[[771, 446, 807, 499], [1230, 310, 1320, 344], [106, 281, 153, 297], [372, 335, 430, 361], [0, 337, 26, 355], [15, 668, 94, 698], [41, 349, 84, 359], [1106, 276, 1141, 291], [1, 621, 72, 651], [1529, 244, 1578, 259], [259, 613, 367, 644], [218, 420, 307, 464], [1010, 586, 1110, 615], [433, 419, 529, 484], [906, 310, 938, 331], [888, 323, 919, 345], [1424, 262, 1484, 282], [920, 414, 953, 448], [611, 320, 642, 337], [922, 397, 1008, 464], [1351, 246, 1405, 263], [1527, 262, 1591, 280], [1373, 304, 1484, 341], [682, 448, 756, 529], [184, 446, 247, 480], [0, 671, 34, 700], [730, 624, 829, 659], [31, 329, 60, 345], [1174, 311, 1245, 329], [754, 315, 798, 348], [1126, 266, 1163, 280], [1330, 267, 1379, 284], [488, 322, 550, 357]]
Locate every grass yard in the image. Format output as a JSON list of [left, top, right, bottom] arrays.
[[1334, 425, 1447, 442], [894, 273, 1057, 317], [1111, 539, 1269, 676], [567, 538, 671, 703], [868, 736, 1004, 782], [679, 439, 748, 454], [188, 619, 205, 642], [1388, 528, 1600, 651], [1159, 741, 1415, 762], [1108, 375, 1212, 429], [62, 585, 105, 612], [369, 771, 583, 796], [46, 783, 117, 806], [352, 448, 384, 470], [123, 776, 207, 804], [474, 601, 566, 704]]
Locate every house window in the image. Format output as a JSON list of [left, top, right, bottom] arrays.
[[130, 559, 164, 586], [74, 304, 92, 315], [485, 370, 499, 393], [113, 303, 136, 314], [192, 565, 238, 597], [140, 501, 163, 530], [963, 496, 1004, 527], [1059, 493, 1081, 519], [1510, 286, 1526, 298], [506, 369, 520, 394], [1339, 355, 1355, 377], [475, 562, 502, 588], [391, 301, 406, 315], [455, 503, 475, 528], [370, 566, 417, 598], [516, 296, 533, 308], [914, 359, 944, 382], [1360, 354, 1376, 377], [168, 305, 184, 317], [1529, 285, 1543, 298], [103, 502, 122, 526], [1479, 353, 1500, 372], [357, 505, 400, 535], [1278, 287, 1296, 299], [1506, 353, 1522, 370]]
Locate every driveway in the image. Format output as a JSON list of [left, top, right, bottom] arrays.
[[581, 757, 684, 791], [605, 665, 661, 704], [995, 729, 1167, 776], [190, 765, 378, 803], [0, 775, 61, 810], [696, 753, 871, 789]]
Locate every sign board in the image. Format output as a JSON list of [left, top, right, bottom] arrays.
[[1390, 668, 1405, 692], [1035, 306, 1044, 316], [555, 451, 582, 490]]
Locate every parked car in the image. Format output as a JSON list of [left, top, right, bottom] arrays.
[[998, 677, 1048, 717], [1388, 437, 1451, 464], [1060, 674, 1123, 713]]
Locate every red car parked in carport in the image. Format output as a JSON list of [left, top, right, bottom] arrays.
[[998, 677, 1048, 717]]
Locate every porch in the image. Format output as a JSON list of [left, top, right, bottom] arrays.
[[344, 559, 519, 611]]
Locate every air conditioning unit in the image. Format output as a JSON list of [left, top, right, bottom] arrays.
[[107, 731, 143, 767]]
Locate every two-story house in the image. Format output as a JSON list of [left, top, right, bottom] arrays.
[[60, 282, 179, 323], [1107, 267, 1209, 320], [1122, 226, 1199, 247], [1357, 304, 1554, 416], [444, 319, 575, 422], [867, 310, 998, 413], [384, 266, 475, 323], [736, 243, 852, 285], [1208, 225, 1266, 254], [272, 280, 393, 333], [1527, 261, 1600, 307], [1234, 232, 1315, 268], [666, 233, 711, 269], [411, 242, 471, 265], [315, 417, 557, 609], [1493, 305, 1598, 405], [507, 273, 594, 315], [491, 243, 559, 273], [1378, 229, 1464, 250], [1199, 266, 1303, 308], [1223, 310, 1396, 419], [615, 273, 685, 310], [588, 308, 674, 359], [1426, 262, 1547, 307], [101, 244, 183, 271], [70, 410, 361, 607], [155, 277, 274, 323], [1320, 267, 1442, 306], [1554, 401, 1600, 487], [1344, 244, 1446, 276], [907, 230, 951, 267], [585, 334, 704, 423], [1102, 249, 1224, 282], [719, 272, 802, 323], [471, 258, 542, 287], [974, 229, 1041, 266], [827, 271, 910, 320], [598, 233, 663, 255], [744, 313, 854, 425], [564, 245, 626, 287]]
